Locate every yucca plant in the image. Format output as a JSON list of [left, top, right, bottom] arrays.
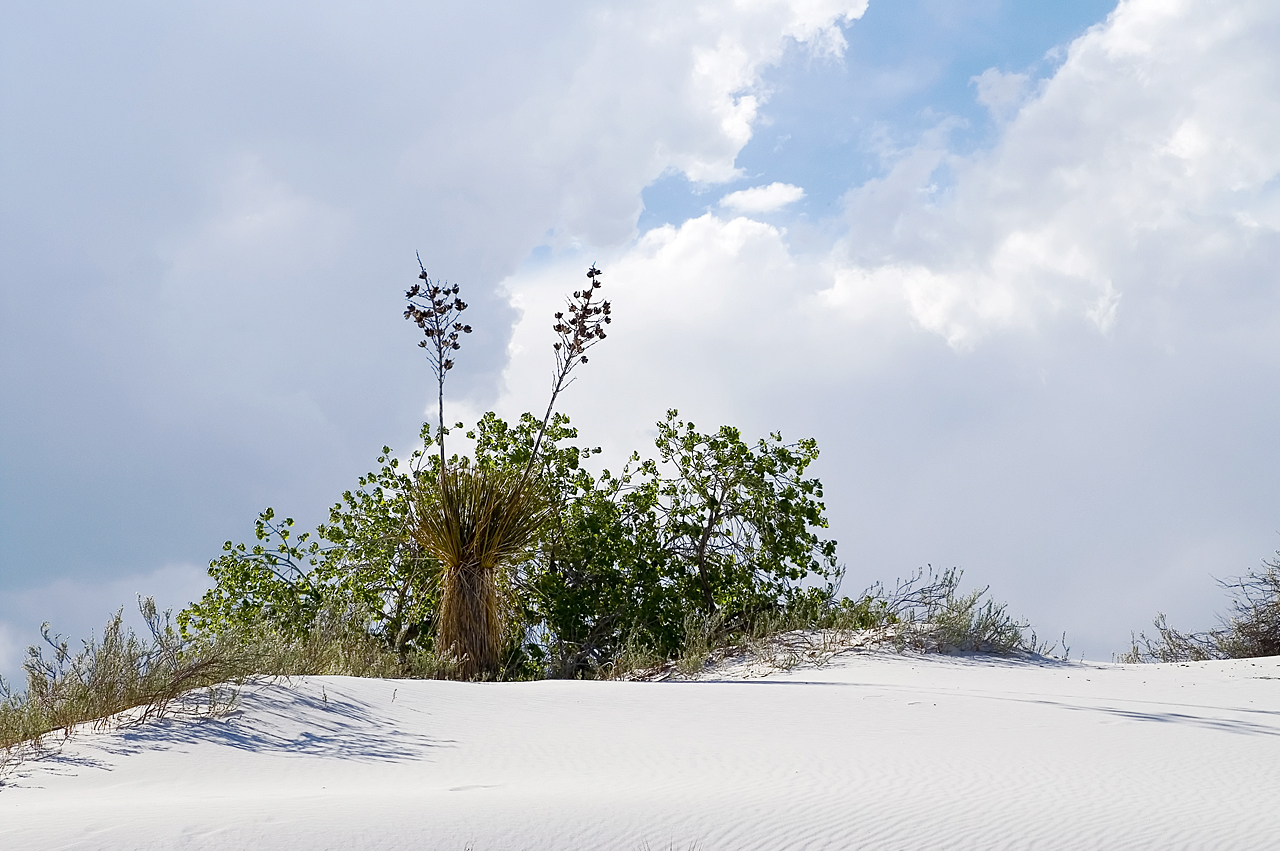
[[405, 263, 611, 678], [411, 464, 555, 677]]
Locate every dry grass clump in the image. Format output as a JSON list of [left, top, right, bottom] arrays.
[[614, 568, 1051, 681], [1121, 561, 1280, 663], [236, 603, 459, 680], [1, 599, 243, 776], [879, 567, 1048, 655], [1, 598, 457, 778]]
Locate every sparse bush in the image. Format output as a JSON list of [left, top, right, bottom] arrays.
[[1, 596, 459, 772], [675, 611, 726, 676], [602, 582, 896, 680], [2, 599, 247, 771], [232, 602, 458, 680], [875, 566, 1045, 655], [1121, 558, 1280, 663], [604, 629, 665, 677], [609, 568, 1049, 680]]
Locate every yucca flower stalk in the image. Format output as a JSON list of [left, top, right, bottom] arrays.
[[407, 263, 611, 679], [525, 264, 610, 483], [404, 253, 471, 470]]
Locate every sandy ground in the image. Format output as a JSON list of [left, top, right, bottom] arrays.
[[3, 651, 1278, 850]]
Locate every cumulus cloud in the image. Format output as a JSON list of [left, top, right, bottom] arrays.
[[495, 0, 1280, 430], [402, 0, 870, 248], [835, 0, 1280, 348], [719, 182, 807, 213], [507, 0, 1280, 402], [0, 621, 18, 684], [497, 214, 837, 460]]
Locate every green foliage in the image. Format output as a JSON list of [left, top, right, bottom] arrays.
[[520, 410, 842, 676], [522, 458, 677, 675], [318, 439, 443, 655], [178, 507, 326, 640], [178, 408, 846, 681], [179, 431, 442, 657], [470, 411, 600, 497], [649, 410, 839, 616]]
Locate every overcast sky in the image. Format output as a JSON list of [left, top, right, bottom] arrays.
[[5, 0, 1280, 679]]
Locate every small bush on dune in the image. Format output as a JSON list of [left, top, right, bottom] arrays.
[[675, 592, 893, 675], [1122, 559, 1280, 663], [1, 597, 458, 774], [178, 439, 445, 662], [232, 603, 458, 680], [1, 599, 245, 772], [876, 567, 1047, 655], [522, 411, 845, 679], [615, 568, 1046, 679]]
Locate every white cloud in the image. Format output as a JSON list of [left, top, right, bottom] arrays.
[[155, 156, 358, 403], [719, 182, 807, 213], [495, 213, 858, 470], [835, 0, 1280, 347], [971, 68, 1033, 123], [0, 621, 19, 685], [403, 0, 869, 247], [165, 157, 353, 279]]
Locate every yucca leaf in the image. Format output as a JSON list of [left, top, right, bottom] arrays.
[[411, 464, 554, 678]]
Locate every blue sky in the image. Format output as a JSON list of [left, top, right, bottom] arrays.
[[639, 0, 1118, 231], [6, 0, 1280, 679]]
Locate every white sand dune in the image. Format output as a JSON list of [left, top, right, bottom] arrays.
[[3, 652, 1279, 850]]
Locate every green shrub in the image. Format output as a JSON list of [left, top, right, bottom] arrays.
[[176, 256, 1038, 682], [178, 438, 442, 659], [519, 411, 842, 677]]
